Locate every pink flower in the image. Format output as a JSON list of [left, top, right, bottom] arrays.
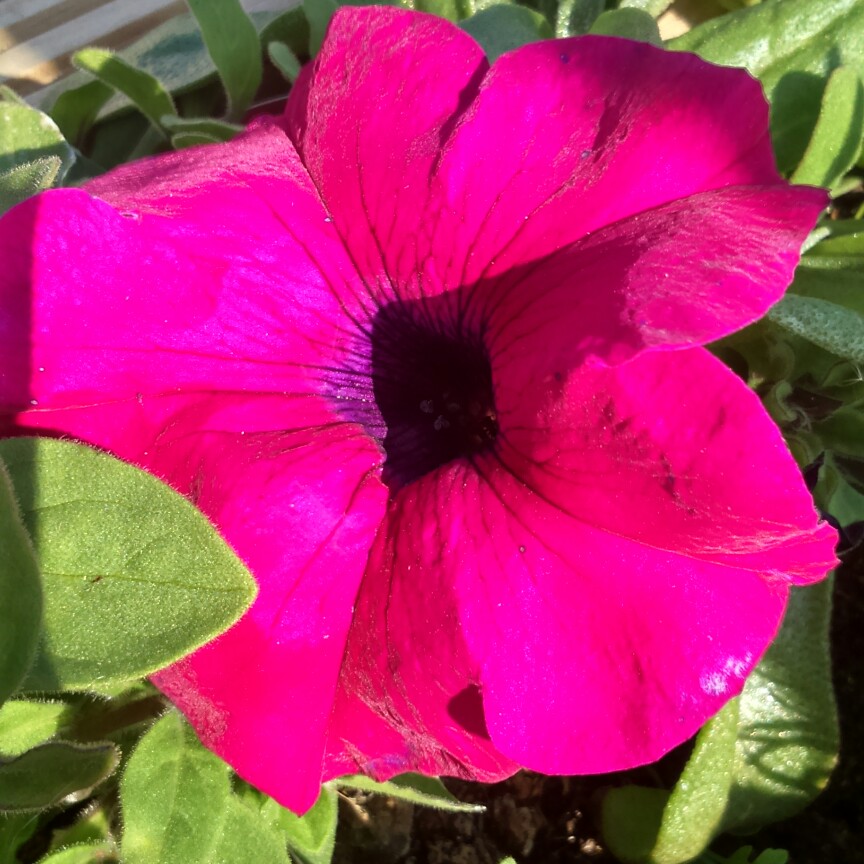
[[0, 7, 837, 812]]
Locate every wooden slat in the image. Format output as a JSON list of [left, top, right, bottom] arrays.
[[0, 0, 287, 97], [0, 0, 68, 30], [0, 0, 710, 101]]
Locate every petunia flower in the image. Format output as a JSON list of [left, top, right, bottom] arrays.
[[0, 7, 838, 812]]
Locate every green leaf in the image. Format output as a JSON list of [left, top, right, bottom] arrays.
[[0, 157, 64, 215], [814, 406, 864, 461], [121, 712, 231, 864], [41, 11, 281, 131], [260, 8, 312, 59], [651, 702, 740, 863], [791, 66, 864, 188], [212, 798, 291, 864], [0, 741, 118, 812], [37, 843, 115, 864], [618, 0, 673, 16], [0, 701, 66, 756], [303, 0, 338, 57], [0, 438, 256, 692], [792, 261, 864, 320], [185, 0, 263, 120], [170, 132, 222, 149], [409, 0, 473, 22], [819, 453, 864, 528], [770, 224, 864, 357], [0, 102, 73, 184], [723, 580, 838, 832], [44, 801, 111, 855], [161, 116, 242, 143], [601, 786, 669, 864], [73, 49, 177, 136], [336, 773, 484, 812], [0, 813, 39, 864], [122, 712, 289, 864], [588, 8, 662, 46], [48, 81, 113, 147], [461, 5, 553, 62], [261, 786, 337, 864], [554, 0, 603, 37], [768, 293, 864, 364], [670, 0, 864, 174], [0, 464, 41, 706], [268, 42, 303, 83]]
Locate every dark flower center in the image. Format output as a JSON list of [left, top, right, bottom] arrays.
[[328, 298, 498, 492]]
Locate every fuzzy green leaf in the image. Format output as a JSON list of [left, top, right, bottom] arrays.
[[588, 8, 662, 45], [336, 773, 484, 812], [0, 701, 66, 756], [161, 115, 241, 143], [37, 843, 114, 864], [122, 712, 289, 864], [618, 0, 673, 15], [0, 741, 118, 812], [121, 712, 231, 864], [185, 0, 262, 120], [461, 5, 552, 62], [0, 813, 40, 862], [554, 0, 603, 37], [73, 49, 177, 135], [170, 132, 222, 149], [768, 294, 864, 364], [791, 66, 864, 188], [819, 453, 864, 528], [723, 580, 838, 831], [412, 0, 473, 21], [651, 702, 740, 863], [0, 438, 256, 692], [0, 464, 41, 706], [0, 157, 63, 215], [0, 102, 73, 185], [212, 799, 292, 864], [303, 0, 338, 56], [261, 786, 337, 864], [48, 81, 113, 147], [267, 42, 303, 84], [670, 0, 864, 174]]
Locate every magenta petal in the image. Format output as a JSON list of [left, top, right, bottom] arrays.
[[480, 184, 825, 368], [0, 122, 370, 413], [456, 461, 792, 773], [320, 346, 836, 778], [0, 5, 839, 809], [325, 456, 792, 778], [10, 390, 387, 812], [144, 397, 388, 813], [324, 469, 519, 783], [496, 348, 837, 582], [427, 36, 800, 288], [285, 6, 488, 299]]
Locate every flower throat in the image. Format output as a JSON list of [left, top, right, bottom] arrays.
[[363, 300, 499, 490]]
